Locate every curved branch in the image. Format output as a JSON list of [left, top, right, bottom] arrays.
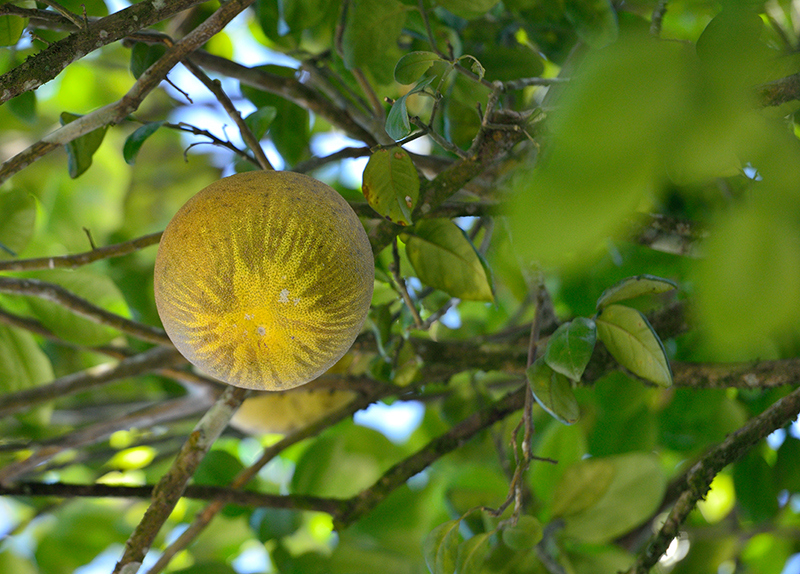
[[0, 0, 208, 104], [0, 276, 170, 345], [0, 0, 257, 185], [0, 346, 182, 418], [628, 384, 800, 573]]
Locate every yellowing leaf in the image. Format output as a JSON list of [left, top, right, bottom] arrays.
[[596, 274, 677, 310], [404, 219, 493, 302], [362, 148, 420, 225], [595, 304, 672, 388]]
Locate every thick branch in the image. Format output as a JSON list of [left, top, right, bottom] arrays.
[[113, 385, 248, 574], [0, 0, 207, 104], [628, 384, 800, 573], [0, 0, 257, 185]]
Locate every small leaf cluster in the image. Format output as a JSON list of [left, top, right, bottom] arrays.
[[528, 275, 676, 424]]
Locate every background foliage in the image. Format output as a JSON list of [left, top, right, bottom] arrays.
[[2, 0, 800, 573]]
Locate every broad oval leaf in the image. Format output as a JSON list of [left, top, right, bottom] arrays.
[[0, 324, 54, 394], [362, 148, 420, 225], [551, 457, 614, 518], [123, 121, 165, 165], [544, 317, 597, 381], [561, 452, 666, 543], [244, 106, 277, 141], [501, 515, 543, 550], [385, 77, 434, 141], [394, 51, 442, 84], [456, 531, 493, 574], [60, 112, 108, 179], [342, 0, 410, 70], [23, 269, 132, 346], [403, 219, 493, 302], [0, 15, 27, 46], [596, 274, 677, 310], [526, 357, 580, 425], [0, 189, 36, 260], [595, 304, 673, 388], [423, 519, 461, 574], [130, 42, 167, 79]]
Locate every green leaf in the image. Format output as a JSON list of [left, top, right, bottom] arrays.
[[561, 452, 666, 543], [23, 269, 132, 346], [502, 516, 543, 550], [130, 42, 167, 79], [526, 357, 580, 425], [596, 274, 677, 310], [0, 189, 36, 260], [362, 148, 420, 225], [436, 0, 499, 18], [423, 519, 461, 574], [244, 106, 277, 141], [282, 0, 335, 31], [551, 457, 614, 518], [394, 51, 442, 84], [59, 112, 108, 178], [192, 450, 244, 486], [385, 77, 433, 140], [0, 15, 27, 46], [456, 531, 493, 574], [123, 121, 165, 165], [544, 317, 596, 381], [8, 90, 37, 124], [249, 507, 303, 541], [595, 304, 673, 388], [0, 324, 54, 394], [341, 0, 409, 70], [564, 0, 619, 49], [403, 219, 494, 302]]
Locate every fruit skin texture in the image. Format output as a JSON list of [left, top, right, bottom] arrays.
[[154, 171, 374, 391], [230, 389, 356, 435]]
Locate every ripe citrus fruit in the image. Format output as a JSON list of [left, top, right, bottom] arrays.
[[230, 389, 356, 435], [154, 171, 374, 391]]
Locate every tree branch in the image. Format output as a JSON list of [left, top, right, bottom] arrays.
[[0, 346, 182, 418], [0, 232, 162, 272], [113, 385, 248, 574], [0, 0, 257, 185], [0, 0, 208, 104], [335, 385, 528, 529], [0, 481, 344, 515], [628, 383, 800, 573], [0, 276, 170, 345]]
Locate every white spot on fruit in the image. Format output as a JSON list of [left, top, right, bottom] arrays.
[[278, 289, 290, 303], [293, 298, 301, 306], [257, 326, 266, 336], [244, 313, 253, 320]]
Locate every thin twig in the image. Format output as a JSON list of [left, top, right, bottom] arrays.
[[182, 59, 274, 171], [390, 238, 424, 329], [418, 0, 446, 57], [650, 0, 669, 36], [112, 385, 248, 574], [0, 232, 162, 272]]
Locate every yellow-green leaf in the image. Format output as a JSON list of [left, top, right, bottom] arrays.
[[423, 519, 461, 574], [595, 304, 672, 387], [596, 274, 677, 310], [362, 148, 419, 225], [526, 357, 580, 425], [404, 219, 493, 302]]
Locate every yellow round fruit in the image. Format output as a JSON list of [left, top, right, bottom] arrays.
[[154, 170, 374, 391], [230, 389, 357, 435]]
